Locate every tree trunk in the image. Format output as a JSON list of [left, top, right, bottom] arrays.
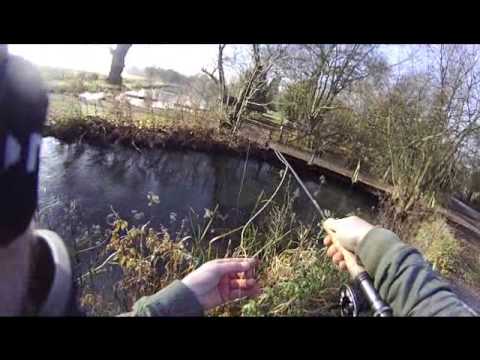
[[218, 44, 227, 113], [107, 44, 132, 86]]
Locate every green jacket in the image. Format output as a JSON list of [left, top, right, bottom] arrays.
[[358, 228, 477, 316], [121, 280, 204, 316], [126, 228, 477, 317]]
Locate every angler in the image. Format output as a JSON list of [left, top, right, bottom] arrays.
[[0, 49, 476, 317], [275, 149, 477, 317]]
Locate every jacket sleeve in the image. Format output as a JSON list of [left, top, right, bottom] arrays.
[[357, 228, 477, 317], [119, 280, 204, 317]]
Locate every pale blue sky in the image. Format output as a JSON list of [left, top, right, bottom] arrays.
[[8, 44, 412, 77], [8, 44, 223, 76]]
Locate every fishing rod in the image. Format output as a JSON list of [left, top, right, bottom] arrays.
[[273, 149, 392, 317]]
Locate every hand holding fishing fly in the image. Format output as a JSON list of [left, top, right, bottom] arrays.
[[181, 258, 262, 311]]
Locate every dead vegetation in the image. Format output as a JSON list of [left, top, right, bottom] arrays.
[[79, 187, 348, 317]]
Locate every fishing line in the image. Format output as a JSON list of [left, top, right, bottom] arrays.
[[240, 162, 289, 249], [236, 141, 251, 209], [273, 149, 329, 221]]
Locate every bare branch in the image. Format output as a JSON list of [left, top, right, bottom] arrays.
[[201, 67, 219, 85]]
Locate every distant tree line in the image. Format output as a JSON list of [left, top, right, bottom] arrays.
[[105, 44, 480, 208], [201, 44, 480, 212]]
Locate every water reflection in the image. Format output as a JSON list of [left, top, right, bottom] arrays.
[[38, 137, 376, 246]]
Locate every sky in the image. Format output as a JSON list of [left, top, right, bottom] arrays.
[[8, 44, 223, 76], [8, 44, 412, 77]]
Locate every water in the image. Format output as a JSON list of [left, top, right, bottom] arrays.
[[38, 136, 375, 236], [36, 137, 377, 296], [77, 88, 207, 110]]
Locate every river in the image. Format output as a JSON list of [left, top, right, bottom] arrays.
[[36, 136, 377, 303]]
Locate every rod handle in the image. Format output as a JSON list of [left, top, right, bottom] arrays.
[[323, 225, 365, 279]]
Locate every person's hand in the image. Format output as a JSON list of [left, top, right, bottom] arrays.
[[323, 216, 375, 272], [181, 258, 261, 311]]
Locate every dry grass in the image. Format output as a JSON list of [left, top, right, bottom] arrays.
[[48, 95, 216, 131], [413, 216, 462, 276], [79, 188, 348, 317], [411, 214, 480, 286]]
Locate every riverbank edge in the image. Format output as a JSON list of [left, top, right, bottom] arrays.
[[44, 117, 384, 201], [45, 118, 272, 160]]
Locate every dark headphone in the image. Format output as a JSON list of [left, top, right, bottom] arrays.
[[0, 52, 48, 247]]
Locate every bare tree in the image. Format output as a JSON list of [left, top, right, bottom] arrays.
[[359, 45, 480, 214], [202, 44, 229, 112], [202, 44, 286, 131], [422, 46, 480, 190], [189, 74, 219, 109], [278, 44, 379, 134], [107, 44, 132, 86], [229, 44, 275, 132]]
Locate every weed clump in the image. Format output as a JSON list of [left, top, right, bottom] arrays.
[[413, 216, 461, 277], [236, 247, 346, 316], [411, 214, 480, 287]]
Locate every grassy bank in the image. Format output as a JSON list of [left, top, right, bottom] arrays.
[[47, 94, 273, 157], [78, 186, 348, 316]]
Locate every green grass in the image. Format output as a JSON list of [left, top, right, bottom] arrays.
[[40, 66, 151, 94], [47, 94, 215, 135], [262, 111, 288, 124], [232, 246, 346, 316]]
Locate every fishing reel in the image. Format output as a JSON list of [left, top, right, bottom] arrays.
[[339, 282, 370, 317], [339, 272, 393, 317]]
